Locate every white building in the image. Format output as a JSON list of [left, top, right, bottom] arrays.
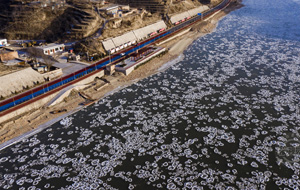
[[99, 4, 130, 17], [35, 43, 65, 55], [0, 39, 8, 47]]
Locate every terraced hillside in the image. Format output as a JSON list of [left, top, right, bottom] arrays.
[[0, 0, 103, 41], [0, 0, 15, 38], [60, 2, 103, 40], [0, 0, 64, 40]]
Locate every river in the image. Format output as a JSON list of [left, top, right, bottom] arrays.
[[1, 0, 300, 189]]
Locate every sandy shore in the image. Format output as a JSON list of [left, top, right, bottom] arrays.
[[0, 0, 243, 146]]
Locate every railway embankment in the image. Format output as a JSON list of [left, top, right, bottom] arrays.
[[0, 0, 243, 145]]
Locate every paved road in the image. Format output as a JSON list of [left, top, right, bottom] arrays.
[[53, 61, 87, 76]]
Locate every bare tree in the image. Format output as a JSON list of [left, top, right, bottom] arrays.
[[27, 47, 54, 71], [41, 53, 55, 71], [27, 47, 39, 62]]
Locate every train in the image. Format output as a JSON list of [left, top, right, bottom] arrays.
[[0, 0, 231, 116]]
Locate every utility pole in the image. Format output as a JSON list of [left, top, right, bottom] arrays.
[[109, 51, 111, 64]]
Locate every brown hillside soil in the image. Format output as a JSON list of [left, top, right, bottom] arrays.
[[4, 6, 66, 40]]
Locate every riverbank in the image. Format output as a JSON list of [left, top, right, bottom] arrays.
[[0, 0, 243, 146]]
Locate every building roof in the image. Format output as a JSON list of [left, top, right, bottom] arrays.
[[112, 31, 137, 47], [0, 68, 45, 97], [133, 20, 167, 40], [170, 11, 191, 24], [102, 39, 116, 51]]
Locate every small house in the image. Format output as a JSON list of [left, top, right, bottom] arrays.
[[68, 54, 80, 61], [99, 4, 130, 17], [0, 39, 8, 47], [100, 5, 120, 15], [35, 43, 65, 55]]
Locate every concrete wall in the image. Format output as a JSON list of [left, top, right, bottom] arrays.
[[0, 91, 59, 124], [115, 65, 134, 75], [124, 67, 134, 75], [43, 69, 63, 80], [44, 69, 104, 107], [76, 70, 104, 85], [48, 86, 83, 107], [46, 69, 104, 107]]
